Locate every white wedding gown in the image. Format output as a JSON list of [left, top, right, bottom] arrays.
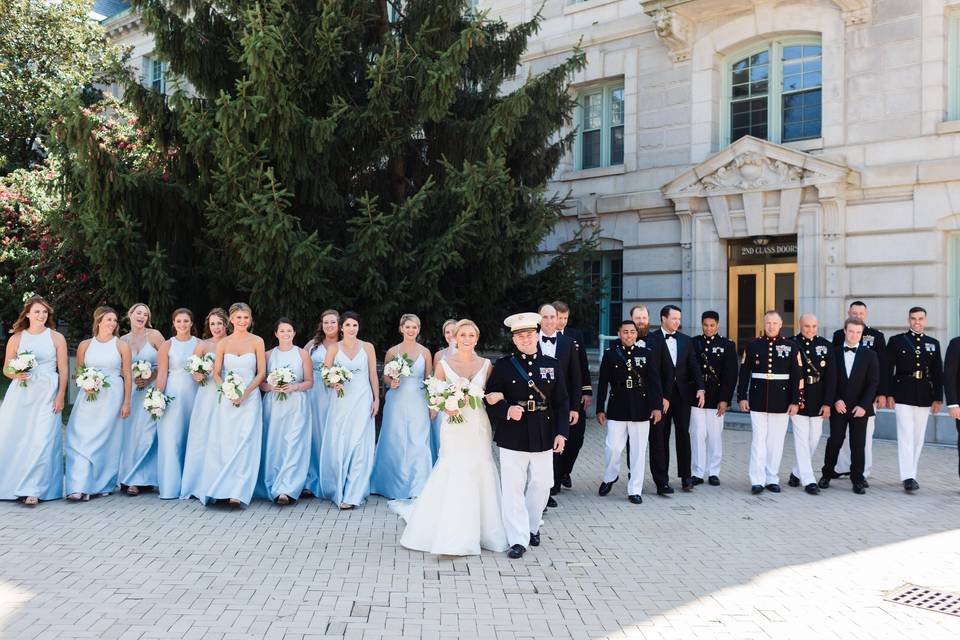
[[389, 359, 509, 555]]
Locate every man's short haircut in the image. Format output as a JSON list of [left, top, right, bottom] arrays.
[[849, 300, 867, 309], [660, 304, 682, 319], [701, 310, 720, 322], [908, 306, 927, 316], [844, 317, 865, 330], [551, 300, 570, 314], [764, 309, 782, 319], [628, 304, 647, 317]]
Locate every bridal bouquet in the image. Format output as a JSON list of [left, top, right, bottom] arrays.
[[185, 353, 214, 386], [383, 353, 413, 381], [219, 371, 246, 406], [131, 359, 153, 382], [321, 364, 354, 398], [266, 366, 297, 401], [4, 350, 37, 387], [143, 387, 174, 420], [423, 376, 484, 424], [76, 366, 110, 402]]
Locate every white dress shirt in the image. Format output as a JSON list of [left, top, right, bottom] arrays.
[[538, 331, 558, 358], [843, 343, 858, 377], [662, 330, 678, 366]]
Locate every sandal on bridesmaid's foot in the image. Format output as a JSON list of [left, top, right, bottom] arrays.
[[126, 486, 140, 496], [23, 496, 38, 506], [338, 503, 354, 510], [228, 498, 242, 508], [67, 493, 83, 501], [99, 492, 111, 498], [276, 495, 290, 506]]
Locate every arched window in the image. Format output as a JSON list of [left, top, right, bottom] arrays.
[[724, 38, 822, 146]]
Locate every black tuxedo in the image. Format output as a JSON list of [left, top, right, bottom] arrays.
[[943, 337, 960, 478], [537, 333, 582, 412], [822, 345, 880, 484], [832, 326, 886, 395], [486, 351, 570, 452], [555, 327, 592, 486], [645, 328, 705, 486]]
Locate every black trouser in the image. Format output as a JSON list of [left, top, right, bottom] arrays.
[[649, 389, 692, 486], [956, 419, 959, 480], [553, 409, 586, 488], [823, 412, 868, 483]]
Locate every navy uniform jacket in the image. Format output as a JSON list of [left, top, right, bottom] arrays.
[[886, 331, 943, 407], [832, 326, 886, 395], [834, 345, 880, 417], [538, 333, 581, 413], [736, 336, 803, 413], [691, 334, 738, 408], [561, 327, 593, 398], [486, 351, 570, 453], [793, 333, 837, 417], [646, 328, 705, 404], [944, 336, 960, 407], [596, 343, 662, 422]]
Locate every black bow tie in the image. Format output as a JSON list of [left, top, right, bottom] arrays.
[[664, 333, 675, 340], [541, 336, 556, 344], [844, 346, 857, 353]]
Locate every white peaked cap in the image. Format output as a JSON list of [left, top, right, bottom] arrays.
[[504, 312, 541, 333]]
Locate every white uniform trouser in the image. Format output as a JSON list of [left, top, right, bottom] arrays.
[[603, 420, 649, 496], [894, 404, 931, 481], [749, 411, 789, 486], [499, 448, 553, 548], [690, 407, 723, 478], [789, 415, 822, 486], [835, 415, 875, 478]]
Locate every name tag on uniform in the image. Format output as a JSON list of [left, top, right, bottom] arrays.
[[776, 345, 791, 358], [637, 339, 646, 348], [862, 335, 875, 347], [634, 356, 645, 365], [539, 367, 555, 380], [711, 346, 725, 354], [925, 343, 936, 353], [815, 345, 828, 356]]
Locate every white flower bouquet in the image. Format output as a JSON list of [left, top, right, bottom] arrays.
[[185, 353, 214, 386], [423, 375, 484, 424], [383, 353, 413, 381], [266, 365, 297, 401], [321, 364, 354, 398], [131, 360, 153, 382], [143, 387, 174, 420], [4, 350, 38, 387], [75, 366, 110, 402], [219, 371, 246, 406]]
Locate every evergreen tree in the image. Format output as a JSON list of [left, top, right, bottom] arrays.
[[57, 0, 592, 345]]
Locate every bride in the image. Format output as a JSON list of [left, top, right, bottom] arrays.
[[389, 319, 508, 555]]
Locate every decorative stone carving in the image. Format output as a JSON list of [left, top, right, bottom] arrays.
[[650, 8, 693, 63], [700, 152, 808, 192]]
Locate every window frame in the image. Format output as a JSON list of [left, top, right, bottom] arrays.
[[574, 82, 625, 171], [721, 37, 822, 147], [948, 11, 960, 121]]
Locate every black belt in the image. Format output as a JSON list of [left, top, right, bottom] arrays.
[[518, 401, 550, 412], [613, 381, 644, 390], [805, 375, 821, 385], [896, 371, 925, 380]]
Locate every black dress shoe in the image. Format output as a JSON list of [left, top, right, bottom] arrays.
[[788, 473, 801, 488], [598, 476, 618, 496], [861, 479, 870, 488], [804, 483, 820, 495], [904, 478, 919, 491], [507, 544, 526, 559], [817, 476, 831, 489], [550, 486, 560, 496], [765, 483, 781, 493], [561, 475, 572, 489], [751, 484, 764, 494], [690, 477, 704, 486], [656, 484, 675, 495], [708, 475, 720, 486], [681, 478, 694, 492], [628, 494, 642, 504], [852, 483, 866, 495], [529, 532, 540, 547], [546, 496, 558, 508]]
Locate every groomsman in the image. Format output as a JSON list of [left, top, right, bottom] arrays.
[[486, 312, 572, 559], [553, 300, 592, 491], [646, 305, 705, 493], [944, 334, 960, 479], [787, 313, 836, 495], [820, 318, 879, 494], [831, 301, 886, 482], [737, 310, 802, 494], [596, 320, 662, 503], [886, 307, 942, 492], [689, 311, 738, 486], [630, 305, 651, 346], [537, 304, 581, 507]]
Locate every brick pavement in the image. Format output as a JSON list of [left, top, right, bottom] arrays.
[[2, 422, 960, 639]]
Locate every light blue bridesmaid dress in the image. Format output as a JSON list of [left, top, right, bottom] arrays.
[[369, 353, 432, 499], [429, 349, 452, 463], [118, 339, 158, 489], [259, 347, 311, 501], [65, 336, 125, 496], [318, 346, 375, 506], [304, 343, 330, 496], [180, 349, 216, 499], [196, 352, 262, 505], [0, 328, 64, 501], [156, 336, 199, 499]]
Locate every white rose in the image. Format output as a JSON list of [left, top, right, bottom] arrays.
[[81, 378, 97, 391], [443, 397, 460, 412]]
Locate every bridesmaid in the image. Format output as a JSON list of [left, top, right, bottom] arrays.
[[154, 308, 199, 499], [0, 297, 68, 505], [318, 311, 379, 509], [303, 309, 339, 497], [65, 306, 132, 500], [370, 314, 433, 499], [196, 302, 265, 507], [180, 307, 229, 499], [118, 303, 165, 495], [429, 319, 458, 463], [258, 318, 314, 505]]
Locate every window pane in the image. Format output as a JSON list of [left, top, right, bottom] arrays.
[[609, 125, 624, 165], [731, 96, 768, 142], [752, 50, 769, 66], [582, 129, 601, 169], [731, 50, 769, 99], [583, 93, 602, 130], [783, 45, 804, 60], [782, 89, 821, 141], [609, 87, 624, 126], [732, 68, 749, 85]]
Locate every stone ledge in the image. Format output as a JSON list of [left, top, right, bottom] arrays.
[[559, 164, 627, 182], [935, 120, 960, 135]]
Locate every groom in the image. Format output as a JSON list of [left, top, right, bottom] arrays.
[[486, 312, 571, 559]]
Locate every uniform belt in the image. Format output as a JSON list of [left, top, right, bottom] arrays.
[[520, 401, 550, 412], [613, 380, 643, 390], [805, 375, 821, 385], [897, 372, 925, 380], [752, 373, 790, 380]]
